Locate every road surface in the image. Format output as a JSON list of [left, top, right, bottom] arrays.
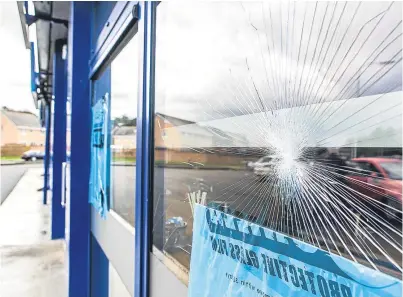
[[0, 163, 43, 204], [111, 165, 402, 278]]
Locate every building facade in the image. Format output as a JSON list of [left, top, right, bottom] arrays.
[[1, 108, 44, 146], [19, 2, 403, 297]]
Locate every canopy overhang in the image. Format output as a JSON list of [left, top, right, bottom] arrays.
[[18, 1, 70, 125]]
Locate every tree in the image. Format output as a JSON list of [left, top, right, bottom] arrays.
[[112, 115, 136, 127]]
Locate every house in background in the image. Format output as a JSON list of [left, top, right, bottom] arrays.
[[110, 112, 255, 166], [112, 125, 136, 152], [1, 107, 45, 153]]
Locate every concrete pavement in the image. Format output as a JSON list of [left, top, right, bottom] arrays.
[[0, 168, 67, 297]]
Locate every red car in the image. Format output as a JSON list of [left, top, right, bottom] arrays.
[[347, 158, 402, 220]]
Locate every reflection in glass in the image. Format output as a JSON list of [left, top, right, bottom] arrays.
[[110, 35, 138, 225], [153, 1, 402, 284]]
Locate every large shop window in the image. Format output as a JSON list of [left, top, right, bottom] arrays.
[[110, 35, 138, 226], [153, 1, 402, 295]]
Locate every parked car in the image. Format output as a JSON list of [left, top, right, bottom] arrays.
[[246, 160, 256, 171], [347, 158, 402, 220], [21, 150, 45, 161], [253, 155, 279, 178]]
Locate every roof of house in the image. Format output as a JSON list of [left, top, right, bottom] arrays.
[[111, 113, 248, 145], [156, 113, 195, 126], [2, 109, 41, 128], [111, 113, 192, 136], [112, 126, 136, 136]]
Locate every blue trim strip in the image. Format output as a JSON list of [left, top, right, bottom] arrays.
[[30, 42, 37, 93], [91, 1, 116, 48], [90, 234, 109, 297], [43, 101, 52, 204], [51, 39, 67, 239], [89, 1, 138, 78], [135, 2, 156, 297], [91, 2, 127, 57], [68, 2, 92, 297]]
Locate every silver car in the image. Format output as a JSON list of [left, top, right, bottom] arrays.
[[253, 155, 279, 178]]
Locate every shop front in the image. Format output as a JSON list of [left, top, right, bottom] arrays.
[[22, 1, 402, 297]]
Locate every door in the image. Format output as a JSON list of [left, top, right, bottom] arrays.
[[88, 2, 140, 297]]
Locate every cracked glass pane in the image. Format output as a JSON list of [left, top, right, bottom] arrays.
[[152, 1, 402, 285]]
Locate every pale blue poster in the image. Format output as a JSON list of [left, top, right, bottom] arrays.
[[89, 96, 109, 218], [188, 204, 402, 297]]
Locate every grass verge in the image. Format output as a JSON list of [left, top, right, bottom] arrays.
[[1, 156, 21, 161]]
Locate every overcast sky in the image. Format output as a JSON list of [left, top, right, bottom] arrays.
[[155, 1, 402, 121], [153, 1, 401, 148], [0, 1, 400, 149], [0, 2, 35, 113]]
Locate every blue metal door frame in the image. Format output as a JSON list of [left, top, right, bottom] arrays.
[[51, 38, 67, 239], [66, 2, 155, 296], [135, 2, 156, 297], [88, 2, 139, 297], [68, 3, 92, 296], [89, 66, 111, 297]]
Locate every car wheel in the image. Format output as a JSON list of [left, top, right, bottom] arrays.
[[31, 157, 37, 162]]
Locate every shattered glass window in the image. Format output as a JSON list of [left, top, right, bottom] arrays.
[[153, 1, 402, 284]]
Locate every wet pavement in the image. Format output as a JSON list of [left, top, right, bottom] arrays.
[[0, 168, 67, 297]]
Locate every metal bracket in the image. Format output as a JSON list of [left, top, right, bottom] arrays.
[[25, 14, 69, 27], [61, 162, 67, 207], [132, 2, 140, 20]]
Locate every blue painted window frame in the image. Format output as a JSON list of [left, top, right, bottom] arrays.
[[90, 1, 139, 79], [134, 3, 156, 297], [89, 1, 141, 221], [51, 38, 67, 240], [68, 3, 93, 297], [88, 2, 154, 297]]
